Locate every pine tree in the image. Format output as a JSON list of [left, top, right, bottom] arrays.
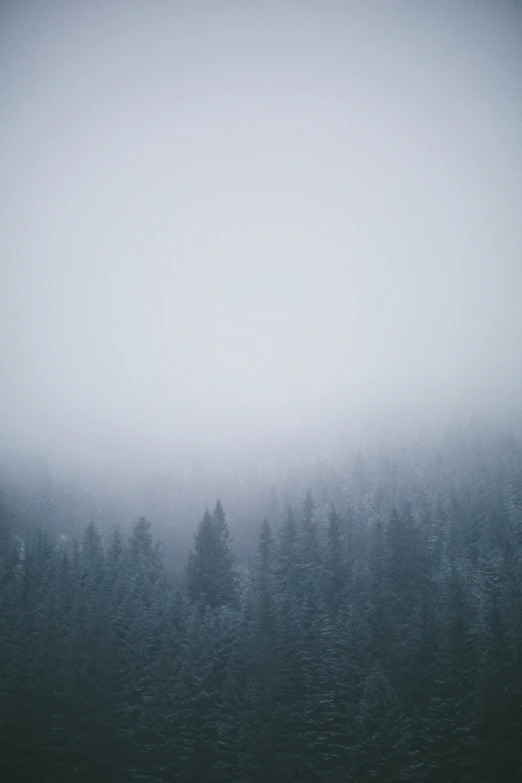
[[324, 504, 350, 615], [352, 663, 417, 782], [186, 502, 237, 609], [129, 516, 163, 583]]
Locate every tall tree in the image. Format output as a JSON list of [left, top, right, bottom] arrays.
[[186, 502, 237, 609]]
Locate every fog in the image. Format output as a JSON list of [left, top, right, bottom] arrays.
[[2, 0, 522, 470]]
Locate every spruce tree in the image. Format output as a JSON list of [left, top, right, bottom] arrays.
[[186, 502, 237, 609]]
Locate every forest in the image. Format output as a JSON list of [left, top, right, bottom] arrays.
[[2, 0, 521, 779], [1, 424, 521, 782]]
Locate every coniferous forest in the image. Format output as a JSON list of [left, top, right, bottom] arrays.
[[3, 0, 522, 779], [1, 426, 522, 782]]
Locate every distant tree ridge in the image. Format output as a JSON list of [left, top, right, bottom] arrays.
[[1, 428, 522, 780]]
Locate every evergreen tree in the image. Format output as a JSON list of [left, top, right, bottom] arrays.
[[187, 502, 237, 609], [324, 504, 350, 614], [1, 424, 522, 781]]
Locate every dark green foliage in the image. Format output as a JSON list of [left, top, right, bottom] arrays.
[[353, 663, 417, 781], [1, 431, 522, 782], [186, 502, 238, 609], [324, 504, 351, 614]]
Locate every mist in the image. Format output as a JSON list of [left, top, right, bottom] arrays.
[[2, 0, 522, 470], [3, 7, 522, 778]]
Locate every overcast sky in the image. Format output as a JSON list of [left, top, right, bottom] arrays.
[[1, 0, 521, 466]]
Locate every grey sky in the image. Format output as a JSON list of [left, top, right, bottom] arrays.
[[1, 0, 521, 466]]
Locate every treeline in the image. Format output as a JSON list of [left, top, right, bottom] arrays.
[[1, 438, 522, 781]]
